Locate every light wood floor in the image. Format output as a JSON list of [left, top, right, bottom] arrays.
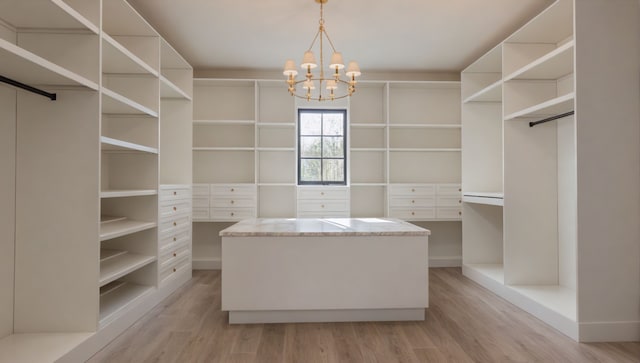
[[88, 269, 640, 362]]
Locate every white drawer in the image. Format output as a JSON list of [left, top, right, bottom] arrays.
[[437, 196, 462, 207], [297, 211, 350, 218], [297, 199, 349, 212], [211, 184, 256, 196], [160, 255, 190, 284], [192, 197, 209, 208], [160, 200, 191, 219], [160, 187, 191, 201], [298, 187, 349, 200], [192, 208, 209, 221], [388, 207, 436, 220], [160, 214, 190, 234], [437, 184, 462, 195], [388, 184, 436, 196], [192, 184, 210, 196], [437, 207, 462, 219], [160, 228, 190, 248], [210, 208, 256, 221], [210, 197, 256, 208], [389, 196, 435, 208], [160, 243, 190, 267]]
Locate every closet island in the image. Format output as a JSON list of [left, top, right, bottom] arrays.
[[220, 218, 430, 324]]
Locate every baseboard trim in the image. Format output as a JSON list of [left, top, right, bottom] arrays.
[[229, 308, 425, 324], [193, 258, 221, 270], [429, 256, 461, 268], [579, 321, 640, 342]]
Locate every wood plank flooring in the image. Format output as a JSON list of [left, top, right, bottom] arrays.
[[88, 269, 640, 362]]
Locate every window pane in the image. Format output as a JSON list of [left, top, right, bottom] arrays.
[[323, 159, 344, 182], [322, 136, 344, 157], [323, 113, 344, 135], [300, 112, 322, 135], [300, 137, 321, 157], [300, 159, 321, 182]]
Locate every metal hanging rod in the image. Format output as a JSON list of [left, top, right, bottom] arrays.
[[0, 75, 56, 101], [529, 110, 574, 127]]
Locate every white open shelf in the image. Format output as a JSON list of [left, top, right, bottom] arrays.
[[510, 284, 577, 321], [350, 123, 387, 128], [464, 263, 505, 284], [351, 148, 387, 152], [256, 147, 295, 152], [388, 124, 462, 129], [504, 92, 574, 121], [505, 41, 574, 81], [193, 147, 255, 151], [101, 34, 158, 76], [99, 251, 156, 287], [0, 38, 99, 90], [193, 120, 255, 125], [99, 218, 156, 241], [389, 148, 461, 152], [463, 80, 502, 103], [100, 136, 158, 154], [160, 76, 192, 100], [102, 87, 158, 117], [0, 0, 99, 34], [257, 122, 295, 127], [351, 183, 388, 186], [99, 281, 154, 328], [100, 248, 128, 262], [100, 189, 157, 198], [463, 192, 504, 206]]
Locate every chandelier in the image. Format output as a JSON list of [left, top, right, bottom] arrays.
[[283, 0, 361, 101]]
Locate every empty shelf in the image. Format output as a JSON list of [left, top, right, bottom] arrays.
[[100, 248, 128, 262], [505, 41, 574, 81], [463, 80, 502, 103], [464, 263, 504, 284], [463, 192, 504, 206], [102, 34, 157, 76], [100, 189, 157, 198], [160, 75, 191, 100], [0, 38, 99, 90], [100, 136, 158, 154], [504, 93, 574, 121], [510, 284, 576, 321], [99, 281, 154, 328], [99, 251, 155, 286], [99, 218, 156, 241], [102, 87, 158, 117]]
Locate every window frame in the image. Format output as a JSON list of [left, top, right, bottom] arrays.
[[297, 108, 348, 186]]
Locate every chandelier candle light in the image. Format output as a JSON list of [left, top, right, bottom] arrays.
[[283, 0, 361, 101]]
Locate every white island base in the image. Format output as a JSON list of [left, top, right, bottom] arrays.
[[220, 218, 430, 324]]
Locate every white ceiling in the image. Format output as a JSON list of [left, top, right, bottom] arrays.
[[128, 0, 553, 73]]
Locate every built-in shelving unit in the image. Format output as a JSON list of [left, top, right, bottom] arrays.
[[0, 0, 194, 361], [461, 0, 640, 342]]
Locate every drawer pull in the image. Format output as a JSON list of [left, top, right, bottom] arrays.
[[173, 237, 177, 242], [411, 188, 415, 192], [231, 188, 235, 192], [173, 191, 177, 196], [459, 200, 462, 204], [173, 206, 177, 211], [173, 252, 177, 257], [321, 204, 325, 208], [173, 222, 177, 226], [321, 192, 324, 196], [411, 200, 415, 204], [230, 200, 235, 204], [173, 268, 176, 273], [458, 188, 462, 192], [231, 212, 235, 216], [411, 211, 415, 216], [458, 211, 462, 216]]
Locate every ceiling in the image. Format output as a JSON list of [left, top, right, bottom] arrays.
[[128, 0, 553, 74]]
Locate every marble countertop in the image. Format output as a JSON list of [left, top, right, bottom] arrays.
[[219, 218, 431, 237]]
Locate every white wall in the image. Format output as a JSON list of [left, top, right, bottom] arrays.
[[0, 85, 16, 338]]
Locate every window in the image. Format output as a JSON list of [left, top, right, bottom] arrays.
[[298, 109, 347, 185]]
